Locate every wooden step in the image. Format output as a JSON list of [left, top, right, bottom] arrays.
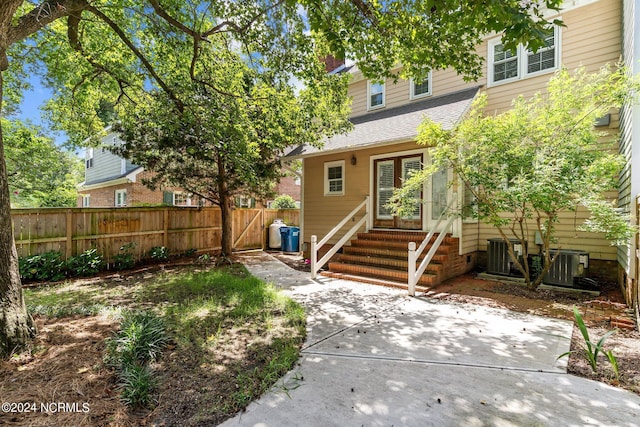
[[328, 262, 437, 286], [350, 238, 457, 253]]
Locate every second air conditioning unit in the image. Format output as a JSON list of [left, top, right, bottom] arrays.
[[543, 249, 589, 287]]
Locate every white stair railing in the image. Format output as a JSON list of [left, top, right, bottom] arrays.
[[408, 199, 457, 296], [311, 196, 370, 279]]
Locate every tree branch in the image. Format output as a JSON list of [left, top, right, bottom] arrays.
[[83, 4, 185, 112], [148, 0, 203, 40], [6, 0, 87, 47], [201, 0, 286, 38]]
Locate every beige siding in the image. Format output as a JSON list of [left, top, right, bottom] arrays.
[[349, 0, 621, 118], [476, 192, 621, 261], [303, 142, 421, 246], [484, 0, 621, 114], [461, 222, 480, 255], [309, 0, 623, 262]]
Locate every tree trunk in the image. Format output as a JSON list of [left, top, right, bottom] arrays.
[[217, 153, 233, 257], [0, 72, 36, 358], [220, 190, 234, 257]]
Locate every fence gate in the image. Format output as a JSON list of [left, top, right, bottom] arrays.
[[232, 209, 264, 251]]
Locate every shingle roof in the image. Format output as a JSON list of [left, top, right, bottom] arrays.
[[285, 86, 480, 158]]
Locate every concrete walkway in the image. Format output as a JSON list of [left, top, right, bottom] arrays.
[[220, 252, 640, 427]]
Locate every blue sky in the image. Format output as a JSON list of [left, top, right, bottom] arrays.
[[17, 75, 69, 147]]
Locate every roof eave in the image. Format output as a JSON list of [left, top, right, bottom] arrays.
[[285, 136, 418, 160]]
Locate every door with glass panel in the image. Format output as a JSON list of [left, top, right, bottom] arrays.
[[428, 166, 449, 228], [373, 155, 423, 229]]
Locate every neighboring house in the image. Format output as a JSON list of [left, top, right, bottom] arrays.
[[285, 0, 629, 288], [78, 127, 301, 209], [267, 175, 301, 208], [77, 128, 200, 208]]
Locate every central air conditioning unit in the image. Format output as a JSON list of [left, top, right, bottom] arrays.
[[487, 238, 526, 276], [543, 249, 589, 287]]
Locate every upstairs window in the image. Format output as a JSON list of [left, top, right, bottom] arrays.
[[488, 26, 560, 86], [86, 148, 94, 169], [82, 195, 90, 207], [367, 81, 385, 110], [410, 71, 432, 99], [526, 29, 557, 74], [324, 160, 345, 196]]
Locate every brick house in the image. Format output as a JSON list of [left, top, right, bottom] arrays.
[[77, 127, 301, 208]]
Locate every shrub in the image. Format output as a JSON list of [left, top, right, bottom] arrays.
[[149, 246, 169, 260], [271, 194, 297, 209], [113, 243, 136, 271], [104, 311, 168, 408], [19, 251, 67, 282], [119, 364, 156, 408], [67, 248, 104, 277]]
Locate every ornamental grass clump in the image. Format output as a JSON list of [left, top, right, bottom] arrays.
[[104, 311, 168, 408]]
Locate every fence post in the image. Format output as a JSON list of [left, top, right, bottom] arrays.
[[65, 209, 73, 259], [163, 208, 169, 248], [311, 235, 318, 279], [408, 241, 417, 296]]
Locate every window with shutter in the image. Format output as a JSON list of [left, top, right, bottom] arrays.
[[376, 160, 395, 219]]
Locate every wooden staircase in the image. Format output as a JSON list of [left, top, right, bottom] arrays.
[[320, 230, 460, 291]]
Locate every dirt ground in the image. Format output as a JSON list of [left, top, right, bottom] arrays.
[[1, 255, 638, 427]]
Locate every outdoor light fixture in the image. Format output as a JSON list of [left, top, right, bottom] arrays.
[[351, 155, 357, 165]]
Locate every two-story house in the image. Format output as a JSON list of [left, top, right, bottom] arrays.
[[77, 127, 201, 208], [285, 0, 630, 289], [77, 127, 302, 208]]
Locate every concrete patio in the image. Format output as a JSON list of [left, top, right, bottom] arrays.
[[219, 252, 640, 426]]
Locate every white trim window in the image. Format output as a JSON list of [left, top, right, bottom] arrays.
[[324, 160, 345, 196], [173, 192, 191, 206], [488, 25, 560, 86], [82, 195, 90, 207], [367, 81, 385, 110], [410, 71, 432, 100], [86, 148, 94, 169], [115, 189, 127, 207]]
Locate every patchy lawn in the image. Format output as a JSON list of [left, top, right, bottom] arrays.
[[0, 263, 306, 426]]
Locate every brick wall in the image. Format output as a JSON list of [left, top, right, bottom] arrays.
[[78, 171, 208, 207], [321, 55, 345, 72], [271, 176, 301, 202]]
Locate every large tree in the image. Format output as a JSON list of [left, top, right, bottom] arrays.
[[110, 41, 350, 256], [392, 66, 639, 288], [0, 0, 564, 357], [5, 119, 82, 207]]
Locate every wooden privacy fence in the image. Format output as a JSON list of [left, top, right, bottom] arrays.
[[11, 207, 300, 263]]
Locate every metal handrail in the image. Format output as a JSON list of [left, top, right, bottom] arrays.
[[310, 196, 370, 279], [408, 198, 457, 296]]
